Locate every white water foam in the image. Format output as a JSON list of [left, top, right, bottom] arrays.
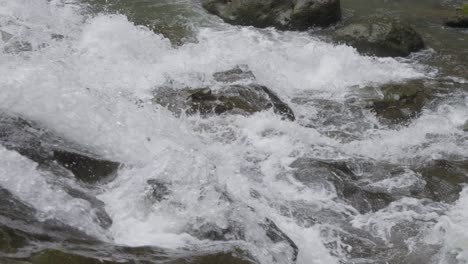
[[1, 0, 467, 263]]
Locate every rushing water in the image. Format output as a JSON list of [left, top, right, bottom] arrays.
[[0, 0, 467, 263]]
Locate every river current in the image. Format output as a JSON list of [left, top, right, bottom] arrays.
[[0, 0, 467, 263]]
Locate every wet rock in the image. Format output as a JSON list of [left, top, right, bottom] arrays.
[[3, 41, 32, 54], [368, 80, 430, 124], [262, 218, 298, 262], [333, 17, 425, 57], [146, 179, 171, 202], [416, 159, 468, 203], [153, 66, 295, 121], [0, 30, 13, 42], [53, 150, 120, 184], [290, 158, 394, 213], [0, 187, 101, 255], [202, 0, 341, 30], [62, 187, 113, 229], [0, 227, 27, 254], [30, 249, 119, 264], [84, 0, 197, 45], [0, 114, 121, 183], [445, 15, 468, 28], [188, 252, 255, 264]]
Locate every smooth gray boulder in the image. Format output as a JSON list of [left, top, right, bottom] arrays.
[[202, 0, 341, 30]]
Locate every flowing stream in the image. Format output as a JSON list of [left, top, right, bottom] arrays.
[[0, 0, 467, 263]]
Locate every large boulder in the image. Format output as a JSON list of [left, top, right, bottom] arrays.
[[153, 66, 295, 121], [202, 0, 341, 30], [333, 17, 425, 57]]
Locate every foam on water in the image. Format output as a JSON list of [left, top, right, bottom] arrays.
[[0, 145, 108, 238], [1, 0, 467, 263]]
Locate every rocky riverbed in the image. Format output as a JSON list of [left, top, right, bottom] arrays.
[[0, 0, 467, 263]]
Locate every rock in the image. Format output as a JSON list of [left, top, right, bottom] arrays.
[[0, 227, 27, 254], [26, 248, 255, 264], [262, 218, 298, 262], [290, 158, 394, 213], [146, 179, 171, 202], [463, 120, 468, 131], [52, 150, 120, 184], [368, 80, 430, 124], [0, 113, 121, 183], [30, 249, 120, 264], [416, 159, 468, 203], [153, 66, 295, 121], [0, 114, 117, 229], [202, 0, 341, 30], [445, 15, 468, 28], [84, 0, 197, 45], [188, 252, 256, 264], [3, 41, 32, 54], [333, 17, 425, 57]]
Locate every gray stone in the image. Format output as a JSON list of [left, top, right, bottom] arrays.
[[333, 17, 425, 57], [202, 0, 341, 30], [153, 66, 295, 121]]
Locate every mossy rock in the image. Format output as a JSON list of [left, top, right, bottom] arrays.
[[202, 0, 341, 30], [462, 4, 468, 15], [333, 17, 425, 57], [368, 80, 430, 124]]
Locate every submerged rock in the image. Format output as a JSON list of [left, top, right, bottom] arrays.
[[153, 66, 295, 121], [416, 159, 468, 203], [445, 15, 468, 28], [367, 80, 430, 124], [290, 158, 394, 213], [84, 0, 198, 45], [26, 248, 256, 264], [333, 17, 425, 57], [0, 114, 117, 230], [202, 0, 341, 30], [146, 179, 171, 203], [52, 150, 120, 184], [0, 114, 121, 184]]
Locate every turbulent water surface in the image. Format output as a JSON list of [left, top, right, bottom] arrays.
[[0, 0, 468, 263]]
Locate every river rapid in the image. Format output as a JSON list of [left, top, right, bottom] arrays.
[[0, 0, 468, 263]]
